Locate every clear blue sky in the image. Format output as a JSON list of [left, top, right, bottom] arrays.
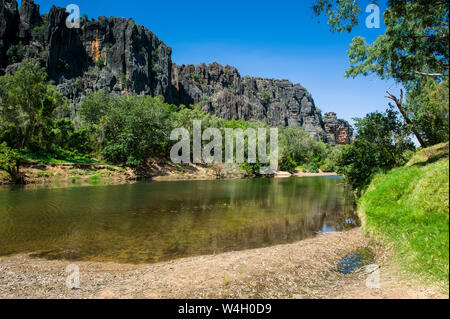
[[23, 0, 401, 125]]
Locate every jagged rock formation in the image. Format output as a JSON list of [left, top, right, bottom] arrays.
[[323, 112, 354, 146], [171, 62, 326, 140], [1, 1, 172, 104], [0, 0, 352, 144]]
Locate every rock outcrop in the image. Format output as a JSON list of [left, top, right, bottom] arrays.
[[0, 0, 353, 144], [18, 0, 42, 40], [171, 62, 326, 140], [43, 6, 173, 105], [0, 0, 19, 69], [322, 112, 354, 145]]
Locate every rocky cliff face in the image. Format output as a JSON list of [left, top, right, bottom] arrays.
[[171, 62, 326, 140], [1, 2, 172, 104], [322, 112, 354, 146], [0, 0, 352, 145]]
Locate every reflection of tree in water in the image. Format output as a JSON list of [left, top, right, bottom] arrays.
[[0, 177, 358, 263]]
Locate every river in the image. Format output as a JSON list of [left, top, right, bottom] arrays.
[[0, 177, 357, 263]]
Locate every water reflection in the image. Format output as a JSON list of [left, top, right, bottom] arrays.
[[0, 177, 357, 263]]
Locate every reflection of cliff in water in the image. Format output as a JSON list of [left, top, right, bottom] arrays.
[[0, 177, 356, 264]]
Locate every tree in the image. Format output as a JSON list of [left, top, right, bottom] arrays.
[[101, 95, 172, 166], [0, 143, 24, 184], [313, 0, 449, 147], [337, 108, 415, 189], [0, 59, 63, 150], [313, 0, 448, 84], [320, 145, 345, 172], [79, 90, 114, 125], [279, 126, 328, 166], [385, 89, 426, 147], [404, 79, 449, 146]]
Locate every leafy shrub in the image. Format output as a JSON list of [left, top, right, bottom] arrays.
[[6, 43, 25, 63], [307, 162, 319, 173], [336, 108, 415, 189], [279, 155, 297, 173], [31, 24, 46, 41], [261, 91, 270, 104], [96, 59, 105, 69]]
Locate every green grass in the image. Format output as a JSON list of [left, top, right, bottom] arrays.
[[21, 149, 96, 165], [359, 143, 449, 287]]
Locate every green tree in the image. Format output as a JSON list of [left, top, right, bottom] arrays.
[[404, 79, 449, 145], [79, 90, 114, 125], [101, 95, 172, 166], [320, 145, 345, 172], [313, 0, 448, 82], [313, 0, 449, 146], [279, 126, 328, 167], [0, 59, 63, 150], [0, 143, 24, 184], [337, 108, 415, 189]]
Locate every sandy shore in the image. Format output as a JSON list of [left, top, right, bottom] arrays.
[[0, 228, 445, 299], [293, 172, 338, 177]]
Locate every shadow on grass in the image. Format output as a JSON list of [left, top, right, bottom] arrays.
[[411, 144, 449, 167]]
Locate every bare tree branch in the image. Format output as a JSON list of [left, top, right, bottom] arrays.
[[415, 71, 448, 77], [385, 90, 426, 148]]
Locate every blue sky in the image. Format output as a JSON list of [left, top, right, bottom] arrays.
[[23, 0, 401, 124]]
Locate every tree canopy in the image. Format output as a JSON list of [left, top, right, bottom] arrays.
[[313, 0, 449, 87]]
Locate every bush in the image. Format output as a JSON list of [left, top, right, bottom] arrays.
[[336, 108, 415, 189], [0, 143, 24, 184], [31, 24, 46, 41], [51, 119, 95, 154], [6, 43, 25, 63], [279, 155, 297, 173], [307, 162, 319, 173], [97, 59, 105, 69], [261, 91, 270, 104]]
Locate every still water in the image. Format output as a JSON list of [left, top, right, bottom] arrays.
[[0, 177, 357, 263]]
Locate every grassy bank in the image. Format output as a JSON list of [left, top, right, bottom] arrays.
[[359, 143, 449, 288]]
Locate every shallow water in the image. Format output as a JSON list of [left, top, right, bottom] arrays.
[[0, 177, 357, 263]]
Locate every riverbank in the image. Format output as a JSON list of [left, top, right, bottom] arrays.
[[359, 142, 449, 288], [0, 228, 445, 299], [1, 160, 340, 187], [0, 161, 246, 187]]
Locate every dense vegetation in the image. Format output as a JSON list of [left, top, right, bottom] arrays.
[[313, 0, 449, 289], [1, 2, 448, 190], [359, 143, 449, 287], [312, 0, 449, 190], [0, 60, 336, 183]]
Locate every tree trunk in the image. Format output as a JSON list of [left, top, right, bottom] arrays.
[[386, 90, 426, 148], [4, 161, 26, 184]]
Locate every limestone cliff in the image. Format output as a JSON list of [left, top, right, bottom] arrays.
[[171, 62, 326, 140], [0, 0, 353, 145], [322, 112, 354, 146]]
